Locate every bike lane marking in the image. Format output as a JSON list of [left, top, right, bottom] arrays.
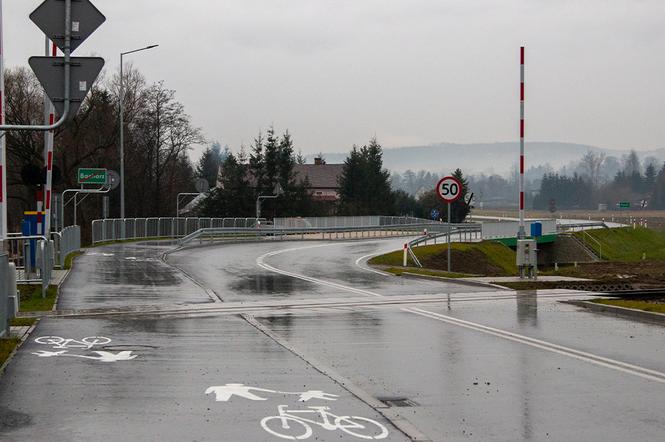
[[204, 383, 390, 440], [241, 313, 431, 441], [31, 336, 139, 363]]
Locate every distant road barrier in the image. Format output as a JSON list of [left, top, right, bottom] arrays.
[[273, 216, 441, 229], [91, 217, 262, 244], [177, 222, 458, 247]]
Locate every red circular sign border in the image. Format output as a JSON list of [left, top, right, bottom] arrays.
[[436, 176, 463, 204]]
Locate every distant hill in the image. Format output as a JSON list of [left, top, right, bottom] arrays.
[[309, 142, 665, 175]]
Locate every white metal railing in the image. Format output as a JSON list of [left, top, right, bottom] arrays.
[[91, 217, 262, 244], [0, 253, 10, 336], [580, 230, 603, 260], [52, 225, 81, 267], [273, 216, 440, 229], [4, 234, 54, 297], [178, 223, 453, 247]]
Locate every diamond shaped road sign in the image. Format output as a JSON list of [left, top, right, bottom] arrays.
[[29, 56, 105, 118], [30, 0, 106, 54]]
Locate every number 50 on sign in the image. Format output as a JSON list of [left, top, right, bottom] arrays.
[[436, 176, 463, 204]]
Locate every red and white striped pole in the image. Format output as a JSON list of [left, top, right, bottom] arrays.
[[43, 38, 56, 236], [0, 0, 6, 243], [518, 46, 526, 239]]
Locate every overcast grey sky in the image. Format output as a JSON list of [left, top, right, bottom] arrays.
[[5, 0, 665, 159]]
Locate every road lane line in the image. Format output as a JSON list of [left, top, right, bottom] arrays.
[[406, 308, 665, 384], [258, 243, 665, 385], [355, 253, 392, 276]]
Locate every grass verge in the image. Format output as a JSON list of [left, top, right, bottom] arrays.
[[592, 299, 665, 314], [0, 338, 21, 367], [369, 241, 517, 276], [384, 267, 471, 278], [574, 227, 665, 261], [10, 318, 37, 327], [64, 251, 84, 270], [18, 285, 58, 312]]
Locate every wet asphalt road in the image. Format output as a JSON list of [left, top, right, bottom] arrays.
[[1, 238, 665, 441]]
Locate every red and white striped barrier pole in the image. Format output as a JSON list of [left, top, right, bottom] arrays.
[[0, 0, 6, 243], [43, 38, 56, 236], [518, 46, 526, 239]]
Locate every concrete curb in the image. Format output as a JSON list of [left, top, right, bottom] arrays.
[[563, 300, 665, 324], [0, 321, 39, 377], [400, 272, 510, 290]]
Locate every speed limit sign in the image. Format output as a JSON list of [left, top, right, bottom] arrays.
[[436, 176, 463, 203]]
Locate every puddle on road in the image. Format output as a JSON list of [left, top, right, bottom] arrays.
[[0, 406, 32, 432], [230, 274, 316, 296], [90, 263, 180, 286]]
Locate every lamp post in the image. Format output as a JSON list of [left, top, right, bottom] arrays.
[[119, 44, 158, 222], [256, 184, 284, 221]]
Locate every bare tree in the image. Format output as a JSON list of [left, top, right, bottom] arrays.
[[127, 81, 204, 216], [579, 150, 606, 188]]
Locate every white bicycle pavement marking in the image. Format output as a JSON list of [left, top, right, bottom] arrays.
[[256, 244, 665, 385], [261, 405, 389, 440], [34, 336, 111, 349]]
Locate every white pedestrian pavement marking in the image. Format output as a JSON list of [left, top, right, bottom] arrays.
[[31, 350, 137, 362], [32, 336, 138, 363], [205, 384, 339, 402]]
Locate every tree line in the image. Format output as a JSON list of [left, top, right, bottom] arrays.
[[4, 65, 202, 240], [4, 63, 473, 240], [534, 150, 665, 210], [199, 134, 471, 222]]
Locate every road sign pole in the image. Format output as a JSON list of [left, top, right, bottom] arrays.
[[518, 46, 526, 239], [447, 203, 452, 273], [435, 175, 463, 274], [0, 0, 6, 247], [120, 53, 125, 223], [43, 38, 56, 235]]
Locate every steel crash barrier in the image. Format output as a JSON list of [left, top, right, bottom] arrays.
[[177, 222, 461, 247], [4, 234, 55, 297], [91, 218, 262, 244], [272, 216, 441, 229], [0, 252, 15, 337], [52, 225, 81, 267], [406, 224, 483, 267]]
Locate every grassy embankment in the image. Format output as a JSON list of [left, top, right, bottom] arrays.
[[368, 241, 517, 278], [1, 285, 58, 365], [591, 299, 665, 314], [573, 227, 665, 261], [0, 338, 21, 367]]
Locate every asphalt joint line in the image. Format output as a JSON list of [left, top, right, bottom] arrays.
[[258, 243, 665, 386], [242, 313, 433, 442]]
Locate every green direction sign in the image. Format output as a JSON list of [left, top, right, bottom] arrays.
[[78, 168, 107, 185], [618, 202, 630, 209]]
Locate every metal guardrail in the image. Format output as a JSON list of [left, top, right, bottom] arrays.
[[4, 234, 54, 297], [91, 217, 262, 244], [580, 230, 603, 260], [0, 252, 10, 336], [557, 221, 608, 232], [177, 223, 452, 247], [406, 224, 483, 268], [273, 216, 441, 229], [53, 225, 81, 267]]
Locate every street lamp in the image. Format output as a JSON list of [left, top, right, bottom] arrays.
[[256, 183, 284, 221], [119, 44, 158, 221]]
